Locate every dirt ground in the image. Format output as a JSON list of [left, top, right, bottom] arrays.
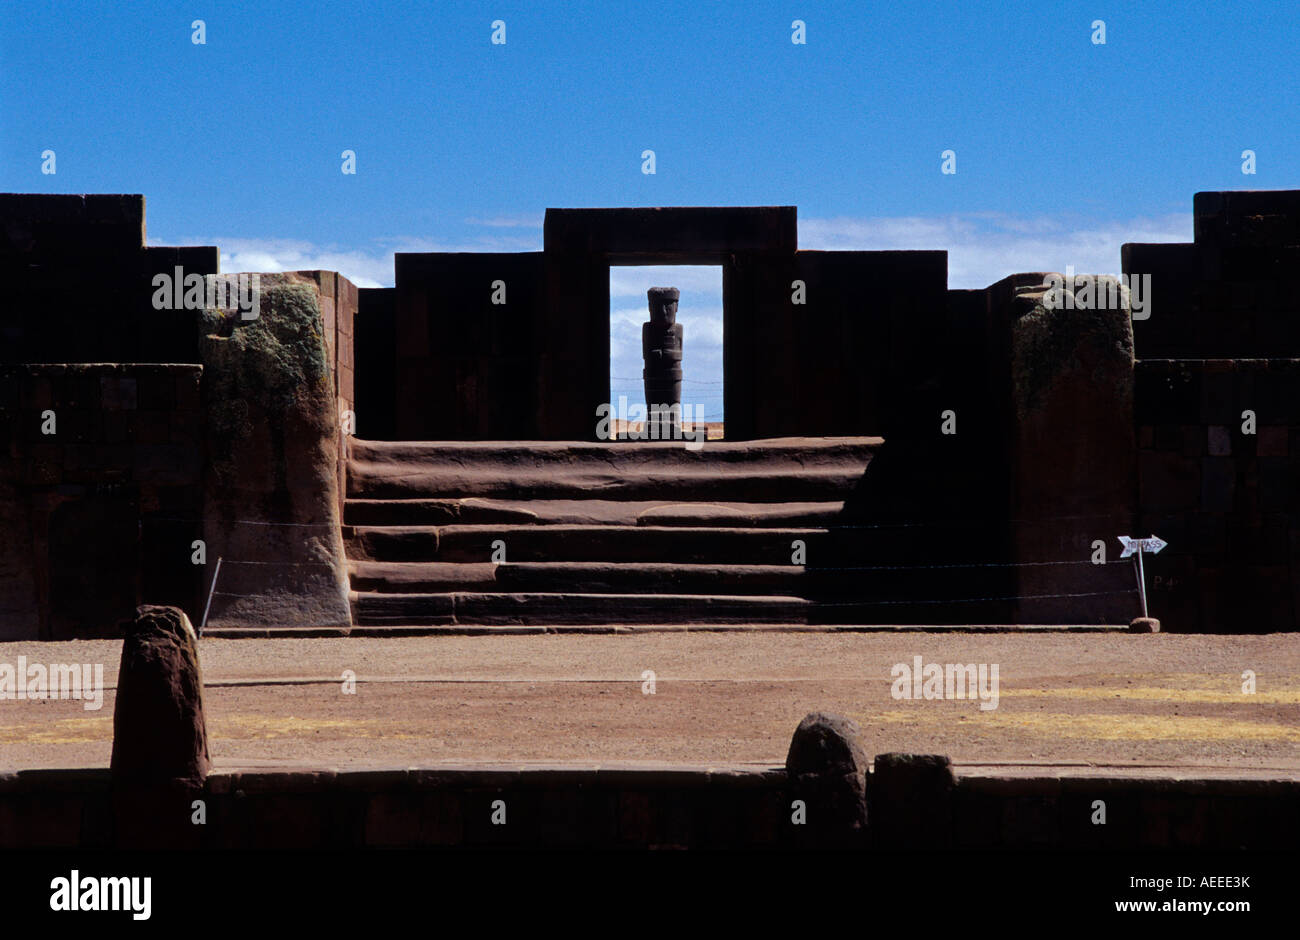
[[1, 633, 1297, 771]]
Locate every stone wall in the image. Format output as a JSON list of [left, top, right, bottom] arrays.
[[1135, 359, 1299, 631], [393, 253, 545, 440], [763, 250, 947, 438], [287, 270, 357, 522], [1124, 190, 1300, 631], [1, 763, 1292, 851], [0, 364, 204, 639], [356, 287, 396, 440], [3, 190, 1297, 634], [198, 274, 351, 630], [0, 193, 218, 364], [1124, 191, 1300, 359], [995, 274, 1139, 624], [375, 209, 949, 441]]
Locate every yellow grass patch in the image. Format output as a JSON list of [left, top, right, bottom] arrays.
[[0, 717, 111, 745], [864, 710, 1300, 742], [998, 686, 1300, 704]]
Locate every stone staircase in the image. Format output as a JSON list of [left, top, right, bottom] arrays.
[[343, 438, 880, 629]]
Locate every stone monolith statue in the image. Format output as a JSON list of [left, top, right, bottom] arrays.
[[643, 287, 683, 438]]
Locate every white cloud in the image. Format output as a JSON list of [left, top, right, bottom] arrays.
[[463, 213, 545, 229], [609, 263, 724, 297], [206, 238, 391, 288], [608, 265, 725, 397], [153, 224, 545, 289], [799, 212, 1192, 289], [156, 211, 1193, 298]]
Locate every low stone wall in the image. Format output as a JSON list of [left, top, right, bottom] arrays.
[[2, 763, 1293, 851], [950, 773, 1299, 850]]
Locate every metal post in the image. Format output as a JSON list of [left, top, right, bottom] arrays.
[[1138, 543, 1149, 618], [200, 556, 223, 636]]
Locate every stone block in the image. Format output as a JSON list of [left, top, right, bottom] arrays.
[[1257, 459, 1298, 511], [870, 753, 955, 849], [1200, 364, 1241, 424], [111, 605, 208, 784], [1140, 451, 1199, 510], [785, 712, 869, 843], [1135, 361, 1199, 426], [135, 371, 176, 411], [1200, 457, 1236, 511], [1258, 426, 1289, 456], [131, 410, 171, 445], [99, 376, 137, 410], [110, 605, 208, 848], [616, 791, 653, 845], [1253, 370, 1295, 423], [1187, 513, 1227, 555], [199, 276, 351, 629]]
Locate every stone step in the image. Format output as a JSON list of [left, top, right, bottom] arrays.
[[350, 590, 813, 626], [343, 497, 845, 527], [345, 590, 1129, 628], [349, 560, 808, 595], [347, 437, 879, 501], [347, 559, 1125, 599], [346, 524, 825, 564]]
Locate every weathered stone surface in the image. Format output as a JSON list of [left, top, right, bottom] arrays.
[[1129, 616, 1161, 633], [1135, 358, 1300, 632], [1004, 273, 1137, 623], [0, 363, 204, 639], [785, 712, 868, 840], [3, 189, 1297, 637], [1008, 273, 1136, 514], [786, 712, 868, 777], [0, 481, 38, 640], [110, 605, 209, 848], [642, 287, 683, 437], [199, 275, 351, 628], [1, 195, 217, 365], [870, 752, 956, 848], [111, 605, 209, 783]]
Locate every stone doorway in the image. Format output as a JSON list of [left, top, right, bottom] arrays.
[[608, 264, 723, 442]]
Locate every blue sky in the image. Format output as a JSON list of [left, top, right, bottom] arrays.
[[3, 0, 1296, 412]]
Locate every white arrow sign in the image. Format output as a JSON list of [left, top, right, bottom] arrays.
[[1118, 535, 1167, 558], [1118, 534, 1167, 620]]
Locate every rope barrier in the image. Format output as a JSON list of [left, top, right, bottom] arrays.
[[146, 510, 1137, 529], [808, 558, 1129, 571], [183, 510, 1145, 620], [219, 588, 1138, 606], [220, 559, 337, 566], [148, 516, 334, 528]]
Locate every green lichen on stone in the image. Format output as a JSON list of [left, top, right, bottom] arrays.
[[195, 274, 350, 628], [199, 281, 336, 484], [209, 285, 329, 407], [1011, 281, 1135, 422]]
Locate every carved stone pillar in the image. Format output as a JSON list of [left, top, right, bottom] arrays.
[[642, 287, 683, 439]]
